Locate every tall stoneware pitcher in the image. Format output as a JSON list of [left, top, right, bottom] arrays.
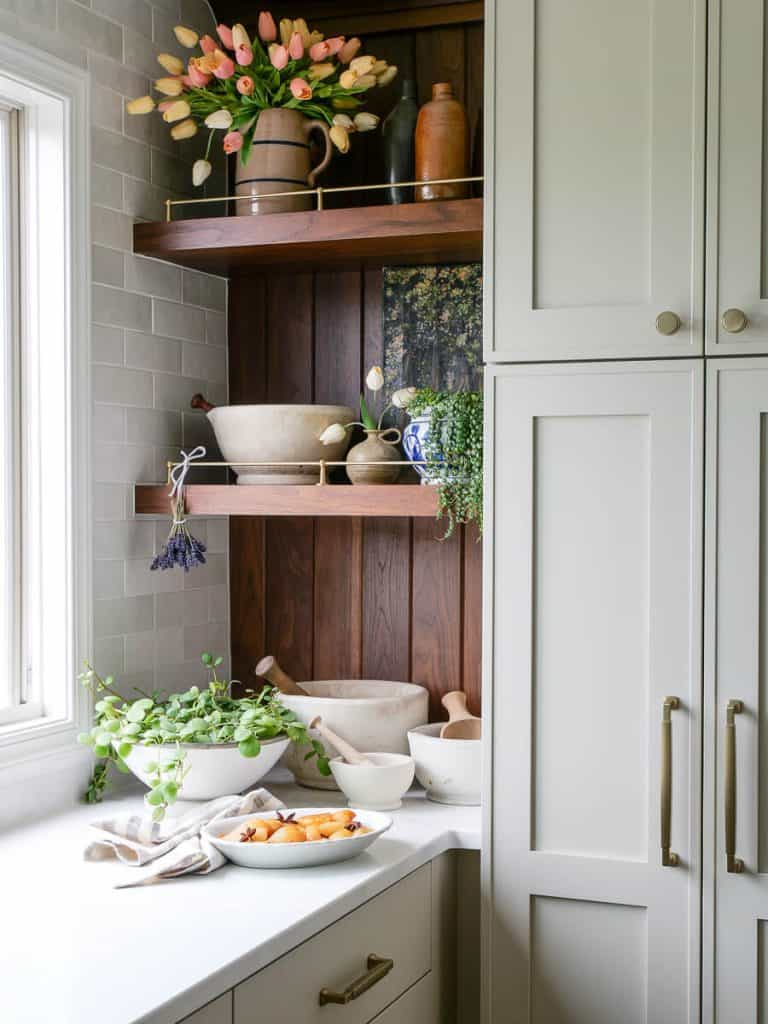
[[234, 108, 333, 216]]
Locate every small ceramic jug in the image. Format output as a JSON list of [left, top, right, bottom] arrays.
[[414, 82, 469, 201], [346, 429, 402, 484]]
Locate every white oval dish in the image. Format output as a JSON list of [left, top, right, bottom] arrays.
[[280, 680, 429, 789], [204, 808, 392, 869], [123, 737, 290, 801], [407, 723, 481, 805], [329, 753, 415, 810]]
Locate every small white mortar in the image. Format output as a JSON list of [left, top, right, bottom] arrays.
[[407, 723, 481, 805], [329, 753, 416, 810]]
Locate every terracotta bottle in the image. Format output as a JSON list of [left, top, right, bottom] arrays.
[[414, 82, 469, 202]]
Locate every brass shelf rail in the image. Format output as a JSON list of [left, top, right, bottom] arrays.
[[166, 458, 439, 486], [165, 176, 483, 221]]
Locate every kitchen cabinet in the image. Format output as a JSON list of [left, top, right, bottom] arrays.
[[484, 361, 703, 1021], [706, 2, 768, 353], [705, 361, 768, 1019], [180, 994, 232, 1024], [485, 0, 705, 361]]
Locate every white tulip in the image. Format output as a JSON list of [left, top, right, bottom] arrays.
[[392, 386, 417, 409], [354, 112, 380, 132], [319, 422, 347, 445], [205, 109, 234, 130], [192, 159, 212, 187], [332, 113, 355, 131], [366, 365, 384, 392]]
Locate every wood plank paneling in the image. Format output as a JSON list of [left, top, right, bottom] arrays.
[[314, 518, 364, 678], [462, 523, 482, 715], [362, 518, 412, 680]]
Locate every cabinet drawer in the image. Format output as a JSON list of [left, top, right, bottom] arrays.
[[369, 975, 438, 1023], [234, 864, 431, 1024]]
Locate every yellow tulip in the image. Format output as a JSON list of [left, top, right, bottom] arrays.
[[354, 112, 380, 132], [173, 25, 198, 48], [308, 62, 335, 81], [155, 77, 184, 96], [157, 52, 184, 75], [332, 97, 359, 110], [377, 65, 398, 87], [332, 113, 354, 131], [232, 23, 250, 48], [293, 17, 310, 47], [170, 118, 197, 140], [125, 95, 155, 115], [354, 74, 377, 90], [279, 18, 293, 46], [339, 69, 358, 90], [350, 55, 376, 76], [308, 30, 324, 45], [371, 60, 388, 76], [162, 99, 191, 123], [330, 124, 350, 153]]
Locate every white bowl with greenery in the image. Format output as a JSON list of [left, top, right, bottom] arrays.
[[78, 653, 330, 819]]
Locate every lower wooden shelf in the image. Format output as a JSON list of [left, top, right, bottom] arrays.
[[134, 483, 439, 517]]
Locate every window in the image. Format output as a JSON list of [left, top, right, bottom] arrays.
[[0, 40, 89, 757]]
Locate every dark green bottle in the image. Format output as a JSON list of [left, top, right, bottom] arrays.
[[382, 80, 418, 204]]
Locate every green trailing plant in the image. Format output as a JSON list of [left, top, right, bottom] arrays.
[[78, 653, 329, 820], [409, 388, 483, 538]]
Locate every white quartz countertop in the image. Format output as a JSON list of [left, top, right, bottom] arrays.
[[2, 769, 480, 1024]]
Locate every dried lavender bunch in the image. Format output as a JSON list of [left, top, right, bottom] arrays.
[[151, 495, 207, 572]]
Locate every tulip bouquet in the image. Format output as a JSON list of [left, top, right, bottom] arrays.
[[318, 365, 416, 447], [125, 13, 397, 186]]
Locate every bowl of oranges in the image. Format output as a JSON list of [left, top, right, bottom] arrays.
[[205, 807, 392, 869]]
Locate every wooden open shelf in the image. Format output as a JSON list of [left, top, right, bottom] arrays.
[[134, 483, 440, 518], [133, 198, 482, 275]]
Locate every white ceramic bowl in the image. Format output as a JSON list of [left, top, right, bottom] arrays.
[[204, 807, 392, 868], [280, 680, 429, 790], [329, 753, 416, 810], [206, 404, 355, 484], [407, 723, 481, 805], [123, 737, 290, 801]]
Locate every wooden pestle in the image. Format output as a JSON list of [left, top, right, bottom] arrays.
[[309, 716, 371, 765], [254, 655, 308, 696], [191, 392, 216, 413], [440, 690, 482, 740]]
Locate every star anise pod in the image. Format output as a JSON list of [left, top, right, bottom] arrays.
[[276, 811, 296, 824], [346, 821, 363, 832], [239, 826, 259, 843]]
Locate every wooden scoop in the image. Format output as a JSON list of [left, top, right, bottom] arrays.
[[440, 691, 482, 740], [254, 655, 308, 697], [191, 392, 216, 413], [309, 716, 371, 765]]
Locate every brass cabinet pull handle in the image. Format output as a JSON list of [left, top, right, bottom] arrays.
[[318, 954, 394, 1006], [726, 700, 745, 873], [661, 696, 681, 866]]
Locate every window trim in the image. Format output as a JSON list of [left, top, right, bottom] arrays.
[[0, 32, 91, 765]]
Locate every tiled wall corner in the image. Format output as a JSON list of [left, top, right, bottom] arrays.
[[0, 0, 231, 690]]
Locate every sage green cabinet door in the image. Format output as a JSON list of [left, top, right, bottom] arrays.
[[485, 0, 704, 361], [484, 362, 703, 1023], [705, 361, 768, 1022], [707, 2, 768, 353]]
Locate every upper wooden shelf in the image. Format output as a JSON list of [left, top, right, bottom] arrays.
[[133, 198, 483, 275], [135, 483, 439, 518]]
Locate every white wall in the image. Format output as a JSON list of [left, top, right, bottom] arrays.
[[0, 0, 230, 689]]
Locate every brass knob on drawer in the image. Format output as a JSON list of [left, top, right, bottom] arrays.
[[655, 311, 682, 336], [721, 308, 749, 334]]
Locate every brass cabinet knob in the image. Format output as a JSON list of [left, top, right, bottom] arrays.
[[656, 311, 682, 335], [721, 308, 749, 334]]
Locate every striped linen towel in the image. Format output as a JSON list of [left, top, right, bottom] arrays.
[[84, 788, 284, 888]]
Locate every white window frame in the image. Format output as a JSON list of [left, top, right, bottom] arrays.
[[0, 34, 90, 768]]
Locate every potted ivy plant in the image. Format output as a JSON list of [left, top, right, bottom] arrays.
[[78, 653, 329, 820], [402, 388, 483, 538]]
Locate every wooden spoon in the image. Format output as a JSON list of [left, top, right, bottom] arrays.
[[254, 655, 308, 696], [440, 691, 482, 740], [309, 716, 371, 765]]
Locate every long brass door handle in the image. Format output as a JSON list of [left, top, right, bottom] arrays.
[[318, 954, 394, 1006], [726, 700, 745, 873], [661, 696, 681, 866]]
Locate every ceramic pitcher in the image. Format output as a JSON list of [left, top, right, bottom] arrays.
[[234, 108, 333, 216]]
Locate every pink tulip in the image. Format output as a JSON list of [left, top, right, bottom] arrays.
[[258, 11, 277, 42], [217, 23, 234, 49], [223, 130, 243, 154], [186, 61, 210, 87], [157, 100, 174, 112], [269, 44, 288, 70], [288, 32, 304, 60], [236, 76, 254, 96], [309, 41, 330, 62], [199, 34, 216, 54], [289, 77, 312, 100], [339, 37, 361, 64], [325, 36, 345, 55], [212, 52, 235, 79], [235, 44, 253, 66]]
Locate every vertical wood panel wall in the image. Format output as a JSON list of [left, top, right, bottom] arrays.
[[227, 10, 483, 718]]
